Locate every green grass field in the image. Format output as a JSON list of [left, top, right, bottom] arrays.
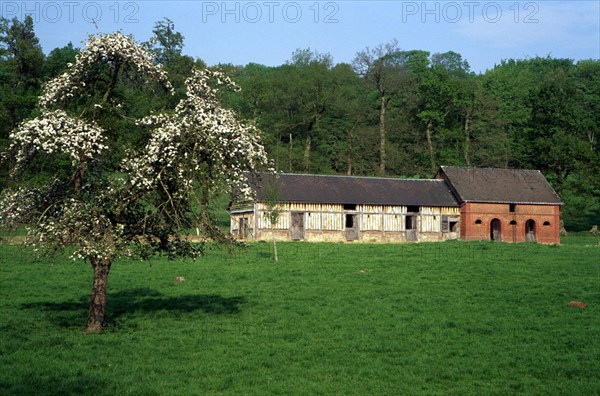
[[1, 236, 599, 395]]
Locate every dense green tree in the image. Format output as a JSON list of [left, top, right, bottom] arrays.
[[231, 49, 339, 173], [484, 57, 599, 229], [431, 51, 471, 77], [0, 16, 45, 137], [147, 18, 184, 66], [353, 40, 406, 176], [43, 42, 78, 79], [145, 18, 205, 110], [0, 16, 44, 89], [0, 16, 46, 189], [454, 76, 509, 167]]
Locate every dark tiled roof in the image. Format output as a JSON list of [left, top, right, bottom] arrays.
[[249, 173, 459, 207], [439, 166, 562, 205]]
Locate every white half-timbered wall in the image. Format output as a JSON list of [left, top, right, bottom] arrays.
[[231, 202, 460, 240]]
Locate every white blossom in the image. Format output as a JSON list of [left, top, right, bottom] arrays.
[[8, 110, 107, 172], [0, 188, 41, 227], [1, 33, 268, 265], [39, 32, 173, 108], [125, 68, 269, 199]]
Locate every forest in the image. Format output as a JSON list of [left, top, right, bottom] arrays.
[[1, 17, 598, 230]]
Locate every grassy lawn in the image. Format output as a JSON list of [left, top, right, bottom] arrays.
[[0, 235, 599, 395]]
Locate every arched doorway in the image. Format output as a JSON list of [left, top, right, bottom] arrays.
[[490, 219, 501, 241], [525, 219, 536, 242]]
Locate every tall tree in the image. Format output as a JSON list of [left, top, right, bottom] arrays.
[[147, 18, 184, 66], [0, 16, 44, 90], [0, 32, 269, 333], [0, 16, 46, 189], [430, 51, 471, 77], [43, 42, 79, 79], [353, 40, 403, 176], [525, 68, 587, 193], [285, 49, 335, 172], [414, 64, 457, 172], [454, 77, 509, 167], [0, 16, 45, 139]]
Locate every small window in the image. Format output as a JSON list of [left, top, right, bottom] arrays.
[[509, 203, 516, 213], [543, 221, 550, 226], [475, 219, 482, 225], [343, 204, 356, 211], [407, 205, 420, 213], [510, 220, 517, 225], [449, 221, 458, 232]]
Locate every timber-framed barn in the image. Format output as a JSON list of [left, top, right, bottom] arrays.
[[230, 167, 562, 244]]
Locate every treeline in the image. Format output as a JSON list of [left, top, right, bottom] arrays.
[[1, 18, 598, 230]]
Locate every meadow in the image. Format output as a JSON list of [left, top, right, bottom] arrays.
[[0, 235, 599, 395]]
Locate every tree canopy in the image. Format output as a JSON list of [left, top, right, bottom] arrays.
[[0, 20, 599, 234]]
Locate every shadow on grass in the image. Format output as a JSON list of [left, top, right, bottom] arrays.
[[0, 374, 116, 396], [21, 288, 246, 329]]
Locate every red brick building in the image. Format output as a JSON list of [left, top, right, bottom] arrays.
[[437, 166, 562, 244]]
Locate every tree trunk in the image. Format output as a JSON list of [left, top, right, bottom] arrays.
[[346, 123, 356, 176], [86, 256, 112, 333], [101, 63, 122, 106], [288, 133, 293, 172], [587, 129, 596, 151], [273, 239, 278, 262], [463, 113, 471, 166], [426, 121, 436, 172], [379, 94, 386, 176], [72, 160, 88, 198], [303, 134, 311, 172]]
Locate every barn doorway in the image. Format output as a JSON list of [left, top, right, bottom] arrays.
[[525, 219, 536, 242], [345, 214, 359, 241], [239, 218, 249, 239], [290, 212, 304, 240], [405, 215, 417, 241], [490, 219, 501, 241]]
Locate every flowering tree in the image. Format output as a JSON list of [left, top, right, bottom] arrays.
[[0, 32, 268, 333]]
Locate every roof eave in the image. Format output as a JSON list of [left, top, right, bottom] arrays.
[[461, 199, 563, 206], [256, 199, 459, 207]]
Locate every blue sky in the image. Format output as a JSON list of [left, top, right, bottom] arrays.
[[3, 1, 599, 73]]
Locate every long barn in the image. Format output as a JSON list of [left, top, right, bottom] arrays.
[[230, 167, 562, 244]]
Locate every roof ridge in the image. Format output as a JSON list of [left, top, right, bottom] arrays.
[[250, 172, 459, 206], [440, 166, 562, 204], [441, 165, 541, 173], [275, 173, 445, 182]]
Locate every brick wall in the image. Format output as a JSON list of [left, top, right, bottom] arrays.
[[460, 202, 560, 244]]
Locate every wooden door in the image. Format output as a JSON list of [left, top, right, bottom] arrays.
[[525, 220, 536, 242], [239, 218, 249, 239], [290, 212, 304, 240], [405, 215, 417, 241], [345, 214, 359, 241], [490, 219, 501, 241]]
